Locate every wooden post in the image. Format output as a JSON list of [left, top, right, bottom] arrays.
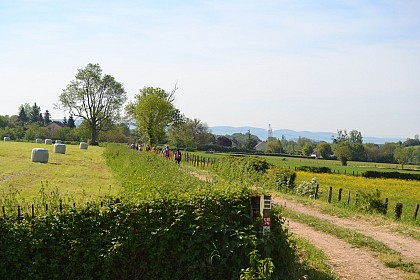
[[2, 205, 5, 219], [32, 204, 35, 218], [45, 204, 48, 212], [355, 191, 359, 205], [314, 184, 319, 200], [383, 198, 388, 215], [413, 204, 419, 220], [328, 186, 333, 203], [347, 190, 351, 204], [338, 188, 342, 202], [395, 203, 403, 220], [17, 206, 21, 222], [60, 201, 63, 213]]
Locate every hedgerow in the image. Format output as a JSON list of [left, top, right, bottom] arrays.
[[0, 144, 296, 279]]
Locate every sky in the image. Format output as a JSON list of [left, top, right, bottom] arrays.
[[1, 0, 419, 139]]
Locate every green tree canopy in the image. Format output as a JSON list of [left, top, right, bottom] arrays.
[[316, 142, 332, 159], [58, 63, 127, 145], [168, 117, 213, 149], [265, 138, 282, 153], [127, 87, 175, 146]]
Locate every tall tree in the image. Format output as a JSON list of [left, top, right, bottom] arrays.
[[58, 63, 127, 145], [17, 104, 29, 126], [127, 87, 175, 146], [43, 110, 51, 125], [168, 117, 213, 149], [30, 102, 41, 124], [67, 115, 76, 129]]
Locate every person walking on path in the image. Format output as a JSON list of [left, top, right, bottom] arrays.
[[174, 149, 182, 164]]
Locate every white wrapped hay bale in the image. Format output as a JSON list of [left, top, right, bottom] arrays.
[[54, 143, 66, 154], [45, 139, 52, 145], [79, 142, 88, 150], [4, 137, 10, 141], [32, 148, 49, 163], [55, 140, 62, 144], [35, 138, 43, 143]]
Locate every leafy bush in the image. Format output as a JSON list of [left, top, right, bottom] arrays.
[[211, 155, 271, 184], [362, 170, 420, 181], [357, 189, 385, 214], [296, 166, 332, 174], [268, 167, 297, 193], [296, 177, 319, 198]]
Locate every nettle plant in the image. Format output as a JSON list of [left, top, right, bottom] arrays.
[[296, 177, 319, 198]]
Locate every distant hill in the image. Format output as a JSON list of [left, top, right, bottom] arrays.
[[209, 126, 404, 145]]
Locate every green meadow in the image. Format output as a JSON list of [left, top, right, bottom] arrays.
[[0, 141, 120, 204]]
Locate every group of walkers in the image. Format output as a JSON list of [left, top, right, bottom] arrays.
[[128, 143, 182, 164]]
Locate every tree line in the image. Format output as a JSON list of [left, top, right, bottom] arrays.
[[1, 63, 419, 167]]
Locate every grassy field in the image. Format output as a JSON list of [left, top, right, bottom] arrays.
[[0, 141, 120, 205]]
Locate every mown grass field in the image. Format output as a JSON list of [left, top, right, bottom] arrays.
[[0, 141, 120, 204]]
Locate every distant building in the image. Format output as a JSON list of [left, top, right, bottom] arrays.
[[255, 141, 267, 152], [45, 121, 65, 130]]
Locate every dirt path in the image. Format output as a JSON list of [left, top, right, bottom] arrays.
[[273, 196, 420, 261], [273, 196, 420, 279], [288, 219, 405, 280]]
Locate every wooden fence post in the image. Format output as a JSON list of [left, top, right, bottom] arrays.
[[32, 204, 35, 218], [338, 188, 342, 202], [355, 191, 359, 205], [395, 203, 403, 220], [2, 205, 5, 219], [328, 186, 332, 203], [45, 204, 48, 212], [314, 184, 319, 200], [413, 204, 419, 220], [347, 190, 351, 204], [383, 198, 388, 215], [17, 205, 21, 222]]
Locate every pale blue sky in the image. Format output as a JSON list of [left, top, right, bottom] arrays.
[[1, 0, 419, 138]]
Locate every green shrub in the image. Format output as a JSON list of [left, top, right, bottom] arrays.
[[269, 167, 297, 193], [296, 166, 332, 174], [296, 177, 319, 198], [357, 189, 385, 214], [362, 170, 420, 181]]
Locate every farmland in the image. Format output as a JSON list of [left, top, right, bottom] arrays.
[[0, 141, 120, 198]]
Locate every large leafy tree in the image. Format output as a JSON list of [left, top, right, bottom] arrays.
[[332, 129, 366, 165], [168, 117, 213, 149], [58, 63, 126, 145], [126, 87, 175, 145]]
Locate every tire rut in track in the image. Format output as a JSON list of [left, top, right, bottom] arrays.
[[273, 196, 420, 279]]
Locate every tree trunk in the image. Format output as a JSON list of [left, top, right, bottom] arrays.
[[90, 124, 99, 146]]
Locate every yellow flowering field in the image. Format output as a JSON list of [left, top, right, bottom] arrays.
[[297, 171, 420, 221]]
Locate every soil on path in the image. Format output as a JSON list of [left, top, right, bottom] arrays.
[[273, 196, 420, 280]]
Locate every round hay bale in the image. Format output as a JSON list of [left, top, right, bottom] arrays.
[[35, 138, 43, 143], [4, 137, 10, 141], [79, 142, 88, 150], [54, 143, 66, 154], [32, 148, 49, 163], [45, 139, 52, 145], [55, 140, 62, 144]]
